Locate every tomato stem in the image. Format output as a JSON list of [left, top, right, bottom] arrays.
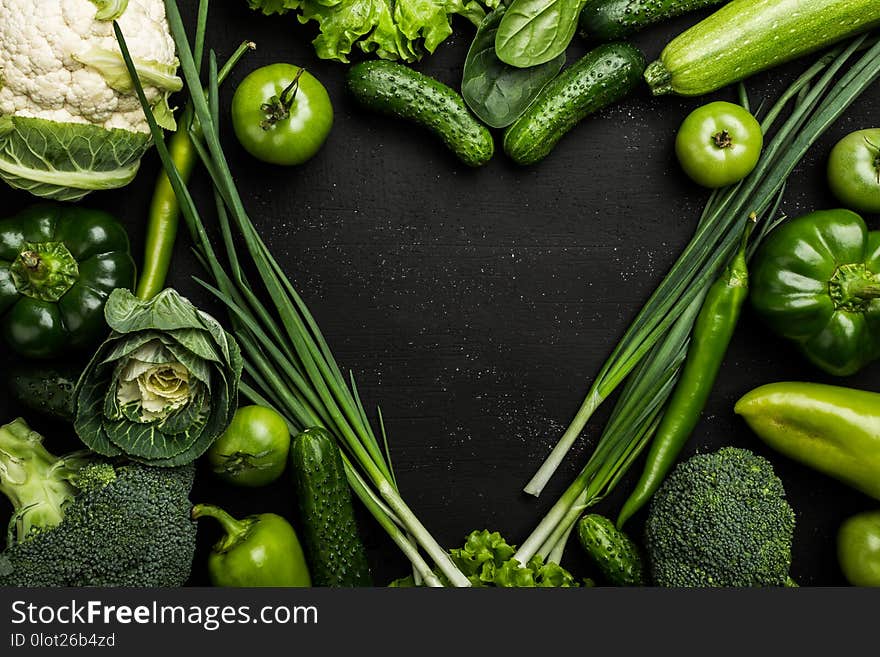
[[259, 67, 306, 131], [712, 130, 733, 149], [866, 138, 880, 183]]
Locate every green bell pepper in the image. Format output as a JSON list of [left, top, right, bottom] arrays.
[[191, 504, 312, 587], [0, 204, 135, 359], [750, 209, 880, 376], [735, 381, 880, 501]]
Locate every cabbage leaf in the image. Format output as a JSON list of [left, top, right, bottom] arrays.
[[0, 116, 150, 202], [246, 0, 500, 63]]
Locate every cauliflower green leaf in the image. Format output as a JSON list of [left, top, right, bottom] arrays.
[[89, 0, 130, 21], [0, 116, 151, 202]]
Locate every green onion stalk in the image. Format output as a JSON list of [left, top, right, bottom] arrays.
[[115, 1, 470, 587], [516, 34, 880, 564], [136, 0, 254, 300]]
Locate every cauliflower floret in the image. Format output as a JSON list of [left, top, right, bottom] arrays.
[[0, 0, 178, 133]]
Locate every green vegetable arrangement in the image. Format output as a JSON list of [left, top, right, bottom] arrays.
[[0, 418, 197, 587], [3, 0, 876, 592], [514, 36, 880, 571], [73, 288, 243, 467], [116, 5, 475, 586], [0, 204, 136, 359], [245, 0, 500, 63]]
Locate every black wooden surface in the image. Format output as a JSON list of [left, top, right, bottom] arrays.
[[1, 3, 879, 587]]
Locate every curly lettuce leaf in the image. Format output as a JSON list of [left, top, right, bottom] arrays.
[[0, 116, 150, 201], [247, 0, 500, 63], [389, 530, 581, 587], [246, 0, 301, 15]]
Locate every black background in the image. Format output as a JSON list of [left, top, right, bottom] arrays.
[[2, 2, 879, 587]]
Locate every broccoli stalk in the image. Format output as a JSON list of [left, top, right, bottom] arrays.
[[0, 417, 196, 587], [0, 418, 87, 544]]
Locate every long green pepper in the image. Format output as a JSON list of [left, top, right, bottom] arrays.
[[616, 218, 755, 528]]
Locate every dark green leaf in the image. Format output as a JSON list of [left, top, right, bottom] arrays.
[[495, 0, 585, 68], [463, 7, 565, 128]]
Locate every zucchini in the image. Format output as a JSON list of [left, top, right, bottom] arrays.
[[645, 0, 880, 96], [290, 427, 373, 587], [347, 60, 494, 167], [579, 0, 727, 41], [503, 42, 645, 166], [577, 514, 645, 586], [7, 364, 78, 421]]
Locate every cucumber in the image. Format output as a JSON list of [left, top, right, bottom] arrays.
[[577, 513, 645, 586], [347, 60, 494, 167], [645, 0, 880, 96], [579, 0, 727, 41], [503, 42, 645, 166], [290, 427, 373, 587], [7, 364, 78, 422]]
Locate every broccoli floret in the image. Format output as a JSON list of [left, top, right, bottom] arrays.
[[0, 418, 196, 587], [644, 446, 796, 587]]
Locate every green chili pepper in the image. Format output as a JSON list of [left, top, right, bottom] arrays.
[[616, 218, 753, 528], [191, 504, 311, 588], [135, 116, 196, 300], [735, 382, 880, 501], [749, 208, 880, 376], [0, 204, 135, 359], [136, 42, 254, 301]]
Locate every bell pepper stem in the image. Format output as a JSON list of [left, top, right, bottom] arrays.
[[191, 503, 254, 552]]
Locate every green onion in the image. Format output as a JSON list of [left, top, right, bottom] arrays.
[[524, 35, 880, 498], [115, 1, 471, 587], [516, 35, 880, 563]]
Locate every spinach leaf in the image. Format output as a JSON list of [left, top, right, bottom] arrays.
[[462, 7, 565, 128], [495, 0, 585, 68]]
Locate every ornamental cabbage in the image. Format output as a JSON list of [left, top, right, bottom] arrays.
[[247, 0, 500, 63], [0, 0, 182, 201], [73, 288, 243, 467]]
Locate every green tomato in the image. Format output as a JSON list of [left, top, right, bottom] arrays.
[[827, 128, 880, 214], [207, 405, 291, 487], [675, 101, 763, 189], [231, 63, 333, 166], [838, 510, 880, 587]]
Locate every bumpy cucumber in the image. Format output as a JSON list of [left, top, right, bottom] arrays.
[[503, 42, 645, 166], [290, 427, 373, 587], [8, 364, 78, 421], [645, 0, 880, 96], [577, 514, 645, 586], [579, 0, 726, 41], [347, 60, 494, 167]]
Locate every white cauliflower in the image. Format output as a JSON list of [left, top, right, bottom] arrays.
[[0, 0, 181, 200]]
